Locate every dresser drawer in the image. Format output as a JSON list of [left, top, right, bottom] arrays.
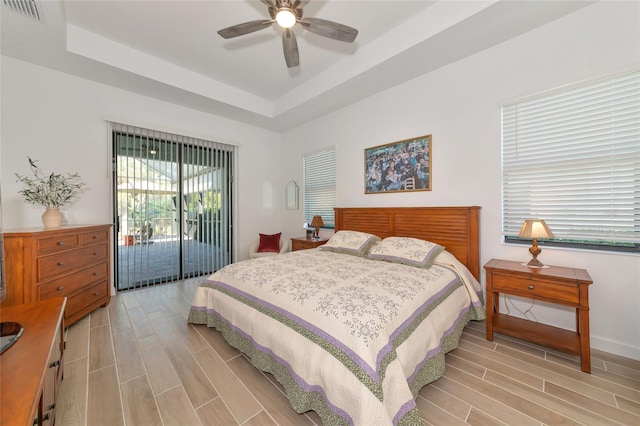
[[38, 243, 108, 282], [65, 280, 109, 319], [79, 229, 109, 246], [37, 235, 79, 256], [38, 262, 108, 300], [492, 273, 579, 305]]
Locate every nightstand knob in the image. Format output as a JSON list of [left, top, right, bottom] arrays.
[[528, 285, 535, 290]]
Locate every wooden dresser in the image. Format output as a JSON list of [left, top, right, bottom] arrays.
[[0, 298, 66, 426], [2, 224, 111, 326]]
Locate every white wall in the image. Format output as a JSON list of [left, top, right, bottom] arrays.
[[280, 1, 640, 359], [0, 56, 283, 264]]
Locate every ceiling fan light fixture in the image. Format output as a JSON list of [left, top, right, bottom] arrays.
[[275, 8, 296, 28]]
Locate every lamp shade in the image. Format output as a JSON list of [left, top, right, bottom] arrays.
[[310, 215, 324, 228], [519, 219, 554, 239]]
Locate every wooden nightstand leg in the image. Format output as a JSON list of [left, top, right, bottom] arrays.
[[578, 308, 591, 373], [486, 290, 495, 341]]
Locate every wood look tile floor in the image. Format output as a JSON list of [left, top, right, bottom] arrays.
[[57, 279, 640, 426]]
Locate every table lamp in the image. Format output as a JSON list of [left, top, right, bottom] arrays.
[[310, 215, 324, 240], [519, 219, 554, 267]]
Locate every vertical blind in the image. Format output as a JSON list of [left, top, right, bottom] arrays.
[[110, 122, 235, 290], [304, 147, 336, 226], [502, 70, 640, 246]]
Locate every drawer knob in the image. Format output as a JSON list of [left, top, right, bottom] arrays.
[[93, 272, 98, 275], [94, 292, 100, 296], [93, 252, 98, 255], [57, 241, 65, 246], [58, 286, 64, 291], [93, 236, 97, 239], [58, 261, 65, 266], [528, 285, 535, 290]]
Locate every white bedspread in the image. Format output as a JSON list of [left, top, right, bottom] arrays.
[[189, 249, 484, 425]]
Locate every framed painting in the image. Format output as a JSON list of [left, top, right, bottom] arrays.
[[364, 134, 431, 194]]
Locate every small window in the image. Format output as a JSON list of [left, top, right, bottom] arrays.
[[502, 70, 640, 253], [303, 147, 336, 228]]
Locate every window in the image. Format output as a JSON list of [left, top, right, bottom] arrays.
[[502, 70, 640, 252], [303, 147, 336, 227], [110, 122, 235, 290]]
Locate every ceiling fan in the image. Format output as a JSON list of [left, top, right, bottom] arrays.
[[217, 0, 358, 68]]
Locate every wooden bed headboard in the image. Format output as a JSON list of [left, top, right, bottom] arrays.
[[334, 206, 481, 280]]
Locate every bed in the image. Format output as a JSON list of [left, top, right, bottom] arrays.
[[188, 206, 485, 425]]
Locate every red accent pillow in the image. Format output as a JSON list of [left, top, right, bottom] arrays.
[[257, 233, 281, 253]]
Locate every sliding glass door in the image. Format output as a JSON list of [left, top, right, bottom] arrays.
[[111, 124, 234, 291]]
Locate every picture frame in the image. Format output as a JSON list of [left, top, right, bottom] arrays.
[[364, 134, 431, 194]]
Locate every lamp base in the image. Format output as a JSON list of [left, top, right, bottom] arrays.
[[526, 239, 545, 268], [526, 258, 545, 268]]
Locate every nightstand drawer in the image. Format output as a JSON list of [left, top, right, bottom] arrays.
[[291, 237, 328, 251], [492, 273, 579, 305]]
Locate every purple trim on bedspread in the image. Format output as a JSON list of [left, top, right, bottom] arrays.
[[376, 277, 461, 370], [205, 278, 380, 382], [474, 290, 484, 305], [407, 305, 470, 384], [394, 399, 418, 425], [206, 304, 354, 425], [391, 305, 472, 425], [191, 305, 207, 312]]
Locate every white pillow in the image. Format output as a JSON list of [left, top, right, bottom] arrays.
[[320, 230, 381, 257], [367, 237, 444, 268]]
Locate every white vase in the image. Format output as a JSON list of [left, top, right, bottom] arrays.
[[42, 208, 63, 228]]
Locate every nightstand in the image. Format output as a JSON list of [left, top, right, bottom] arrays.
[[483, 258, 593, 373], [291, 236, 328, 251]]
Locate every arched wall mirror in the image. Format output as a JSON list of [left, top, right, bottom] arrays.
[[286, 180, 299, 210]]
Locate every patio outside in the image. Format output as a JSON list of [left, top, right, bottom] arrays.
[[115, 154, 231, 290]]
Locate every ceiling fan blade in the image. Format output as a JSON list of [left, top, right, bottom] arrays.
[[217, 20, 273, 39], [282, 29, 299, 68], [300, 17, 358, 43], [293, 0, 311, 9], [259, 0, 276, 7]]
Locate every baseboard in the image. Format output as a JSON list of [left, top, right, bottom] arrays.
[[591, 335, 640, 361]]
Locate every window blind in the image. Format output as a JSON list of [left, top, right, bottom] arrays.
[[304, 148, 336, 226], [110, 122, 235, 290], [502, 70, 640, 247]]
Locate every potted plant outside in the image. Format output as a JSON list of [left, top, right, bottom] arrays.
[[15, 157, 86, 228]]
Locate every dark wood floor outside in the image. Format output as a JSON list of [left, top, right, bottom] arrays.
[[56, 278, 640, 425]]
